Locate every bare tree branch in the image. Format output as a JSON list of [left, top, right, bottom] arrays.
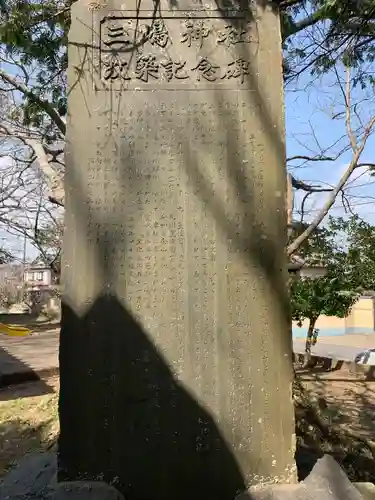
[[291, 176, 334, 193], [345, 67, 357, 152], [288, 117, 375, 256], [287, 154, 336, 162], [0, 124, 65, 207], [0, 69, 66, 135], [24, 139, 65, 207], [287, 62, 375, 256]]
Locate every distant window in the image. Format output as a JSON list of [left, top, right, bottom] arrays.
[[36, 272, 43, 281]]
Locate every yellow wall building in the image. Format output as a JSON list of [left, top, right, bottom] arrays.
[[292, 296, 375, 339]]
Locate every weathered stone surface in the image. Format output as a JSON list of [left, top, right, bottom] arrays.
[[54, 481, 125, 500], [353, 482, 375, 500], [244, 484, 310, 500], [60, 1, 295, 499], [0, 452, 56, 500], [237, 455, 366, 500], [303, 455, 363, 500]]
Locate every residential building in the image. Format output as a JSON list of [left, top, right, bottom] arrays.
[[23, 265, 54, 290]]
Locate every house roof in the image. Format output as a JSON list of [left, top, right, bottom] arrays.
[[25, 265, 51, 271]]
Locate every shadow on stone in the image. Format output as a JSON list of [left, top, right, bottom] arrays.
[[58, 294, 253, 500]]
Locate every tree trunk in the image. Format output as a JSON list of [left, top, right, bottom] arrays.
[[304, 317, 318, 367]]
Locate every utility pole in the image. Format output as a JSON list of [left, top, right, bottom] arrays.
[[286, 173, 293, 231], [21, 234, 27, 302]]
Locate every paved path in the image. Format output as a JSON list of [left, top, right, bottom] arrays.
[[0, 329, 58, 376], [1, 329, 375, 379], [293, 333, 375, 363]]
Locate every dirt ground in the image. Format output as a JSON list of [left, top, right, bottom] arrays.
[[0, 369, 375, 480], [298, 368, 375, 444]]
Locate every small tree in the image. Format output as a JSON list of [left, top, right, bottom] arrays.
[[291, 275, 360, 357], [290, 219, 364, 359]]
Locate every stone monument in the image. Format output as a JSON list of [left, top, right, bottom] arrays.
[[60, 0, 296, 498]]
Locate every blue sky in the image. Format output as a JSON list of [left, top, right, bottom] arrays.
[[285, 67, 375, 224], [284, 3, 375, 223]]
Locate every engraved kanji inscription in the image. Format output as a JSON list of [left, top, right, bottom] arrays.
[[145, 19, 169, 48], [161, 59, 189, 81], [103, 22, 144, 50], [98, 16, 253, 86], [103, 23, 129, 48], [222, 58, 250, 83], [181, 20, 210, 48], [102, 53, 131, 81], [217, 24, 249, 46], [135, 54, 159, 82], [191, 57, 220, 82]]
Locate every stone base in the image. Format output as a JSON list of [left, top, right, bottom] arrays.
[[53, 482, 124, 500], [237, 455, 371, 500], [1, 453, 374, 500], [0, 452, 56, 500], [353, 483, 375, 500], [53, 456, 375, 500]]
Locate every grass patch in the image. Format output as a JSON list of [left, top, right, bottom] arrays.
[[0, 378, 59, 477]]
